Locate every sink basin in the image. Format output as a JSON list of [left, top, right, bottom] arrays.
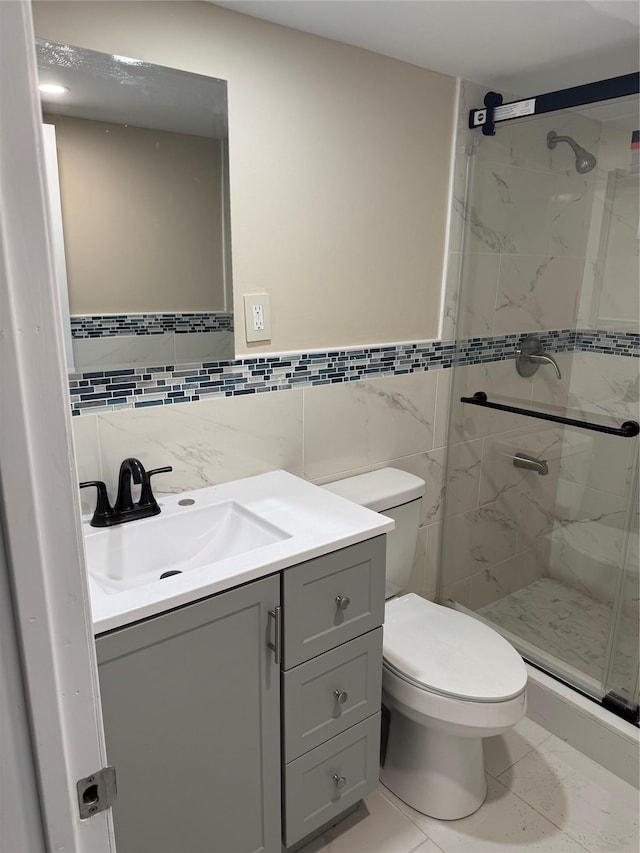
[[85, 499, 291, 594], [84, 471, 395, 634]]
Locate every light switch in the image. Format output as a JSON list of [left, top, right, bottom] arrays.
[[244, 294, 271, 343]]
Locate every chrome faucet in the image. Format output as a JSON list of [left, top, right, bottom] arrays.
[[516, 334, 562, 380], [80, 457, 172, 527]]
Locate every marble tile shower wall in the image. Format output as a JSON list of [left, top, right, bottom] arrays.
[[552, 120, 639, 609], [552, 350, 639, 606], [438, 341, 636, 614], [437, 79, 638, 613], [439, 348, 575, 610], [444, 85, 602, 342]]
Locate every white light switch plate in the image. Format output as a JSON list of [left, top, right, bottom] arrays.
[[244, 293, 271, 342]]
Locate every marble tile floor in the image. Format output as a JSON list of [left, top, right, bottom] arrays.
[[478, 578, 637, 689], [299, 717, 640, 853]]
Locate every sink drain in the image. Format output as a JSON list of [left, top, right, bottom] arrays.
[[160, 570, 182, 579]]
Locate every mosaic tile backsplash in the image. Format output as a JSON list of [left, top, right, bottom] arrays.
[[68, 328, 639, 415]]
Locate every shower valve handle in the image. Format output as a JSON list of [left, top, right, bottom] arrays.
[[516, 335, 561, 380], [527, 352, 562, 380]]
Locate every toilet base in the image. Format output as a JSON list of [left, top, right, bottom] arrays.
[[380, 704, 487, 820]]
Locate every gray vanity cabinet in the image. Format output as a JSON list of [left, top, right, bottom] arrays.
[[95, 536, 386, 853], [281, 536, 385, 848], [96, 575, 281, 853]]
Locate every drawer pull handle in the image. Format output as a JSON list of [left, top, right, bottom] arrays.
[[332, 774, 347, 790], [334, 689, 348, 704], [335, 595, 350, 611]]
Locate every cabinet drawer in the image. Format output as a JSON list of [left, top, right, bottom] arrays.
[[282, 536, 385, 668], [283, 628, 382, 762], [283, 713, 381, 847]]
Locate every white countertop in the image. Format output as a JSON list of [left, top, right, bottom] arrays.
[[84, 470, 393, 634]]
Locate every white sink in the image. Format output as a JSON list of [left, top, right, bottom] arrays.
[[84, 470, 394, 634], [85, 500, 291, 594]]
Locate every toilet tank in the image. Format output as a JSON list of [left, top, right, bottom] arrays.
[[322, 469, 425, 598]]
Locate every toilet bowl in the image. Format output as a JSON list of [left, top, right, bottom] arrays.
[[382, 593, 526, 819], [322, 468, 527, 820]]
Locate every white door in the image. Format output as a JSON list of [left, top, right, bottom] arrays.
[[0, 2, 114, 850]]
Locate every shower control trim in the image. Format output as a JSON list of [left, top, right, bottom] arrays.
[[516, 335, 562, 380]]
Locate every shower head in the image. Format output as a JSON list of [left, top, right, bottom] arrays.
[[547, 130, 597, 174]]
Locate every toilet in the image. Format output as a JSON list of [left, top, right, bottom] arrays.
[[322, 468, 527, 820]]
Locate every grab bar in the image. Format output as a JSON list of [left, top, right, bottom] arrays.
[[460, 392, 640, 438]]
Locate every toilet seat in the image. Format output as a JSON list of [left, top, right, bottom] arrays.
[[383, 594, 527, 703]]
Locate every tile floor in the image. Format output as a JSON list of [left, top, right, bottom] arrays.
[[479, 578, 637, 688], [299, 717, 640, 853]]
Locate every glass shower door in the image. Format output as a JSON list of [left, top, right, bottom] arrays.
[[440, 92, 639, 714], [603, 463, 639, 719]]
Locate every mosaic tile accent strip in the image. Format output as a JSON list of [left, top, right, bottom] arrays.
[[577, 329, 639, 358], [68, 339, 456, 415], [454, 328, 579, 366], [70, 312, 234, 338], [67, 327, 638, 415]]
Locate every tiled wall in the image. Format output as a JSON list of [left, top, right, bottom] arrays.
[[71, 328, 637, 605], [70, 312, 234, 337], [68, 328, 636, 416], [441, 344, 638, 611], [444, 81, 601, 342], [70, 312, 234, 371], [553, 119, 639, 612], [69, 339, 455, 415], [441, 347, 575, 609], [438, 79, 639, 615], [554, 351, 639, 605], [72, 362, 450, 599]]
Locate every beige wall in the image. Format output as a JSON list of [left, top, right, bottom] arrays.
[[33, 1, 455, 353], [47, 114, 224, 314]]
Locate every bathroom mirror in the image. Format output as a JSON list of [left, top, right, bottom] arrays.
[[36, 39, 234, 373]]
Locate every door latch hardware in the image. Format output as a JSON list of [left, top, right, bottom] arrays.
[[77, 766, 117, 819]]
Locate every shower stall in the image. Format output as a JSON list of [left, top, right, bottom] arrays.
[[440, 77, 639, 723]]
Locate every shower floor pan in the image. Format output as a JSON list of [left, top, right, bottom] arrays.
[[478, 577, 637, 695]]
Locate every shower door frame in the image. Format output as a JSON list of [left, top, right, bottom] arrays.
[[469, 72, 639, 136], [441, 73, 640, 722]]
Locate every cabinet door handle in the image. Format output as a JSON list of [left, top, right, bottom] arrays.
[[335, 595, 350, 611], [332, 774, 347, 789], [334, 689, 348, 705], [268, 606, 281, 665]]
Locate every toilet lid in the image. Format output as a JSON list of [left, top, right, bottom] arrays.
[[383, 594, 527, 702]]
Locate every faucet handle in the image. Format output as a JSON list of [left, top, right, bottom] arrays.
[[516, 334, 562, 380], [147, 466, 173, 478], [139, 466, 173, 509], [79, 481, 114, 527], [529, 352, 562, 380]]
